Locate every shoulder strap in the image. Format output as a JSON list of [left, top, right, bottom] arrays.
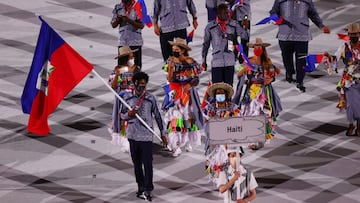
[[244, 167, 251, 198]]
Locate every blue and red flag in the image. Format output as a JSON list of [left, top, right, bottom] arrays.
[[134, 0, 152, 28], [234, 44, 255, 71], [161, 83, 174, 110], [201, 81, 212, 110], [304, 54, 323, 72], [186, 29, 195, 44], [255, 14, 283, 26], [21, 16, 93, 135]]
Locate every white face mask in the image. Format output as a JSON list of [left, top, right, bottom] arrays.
[[216, 94, 226, 102], [128, 58, 135, 67]]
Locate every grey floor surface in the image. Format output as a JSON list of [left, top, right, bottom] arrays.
[[1, 0, 360, 202]]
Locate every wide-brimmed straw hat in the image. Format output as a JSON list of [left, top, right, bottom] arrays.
[[208, 82, 234, 98], [345, 23, 360, 34], [114, 46, 138, 59], [168, 38, 191, 51], [226, 145, 245, 155], [248, 38, 271, 48]]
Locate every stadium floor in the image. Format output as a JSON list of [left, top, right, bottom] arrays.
[[1, 0, 360, 202]]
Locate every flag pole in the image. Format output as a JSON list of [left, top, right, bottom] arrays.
[[91, 69, 163, 143]]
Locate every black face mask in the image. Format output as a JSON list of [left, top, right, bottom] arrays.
[[350, 36, 359, 44], [135, 85, 146, 92], [173, 51, 180, 58], [122, 0, 132, 5]]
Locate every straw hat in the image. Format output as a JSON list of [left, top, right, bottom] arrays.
[[346, 23, 360, 34], [248, 38, 271, 48], [168, 38, 191, 51], [226, 145, 245, 155], [208, 82, 234, 98], [114, 46, 138, 59]]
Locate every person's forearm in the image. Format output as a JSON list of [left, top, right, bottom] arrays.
[[243, 189, 256, 203], [111, 75, 119, 89], [128, 19, 144, 29], [219, 178, 237, 193]]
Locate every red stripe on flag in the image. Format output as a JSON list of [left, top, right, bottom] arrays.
[[316, 54, 324, 63], [28, 43, 93, 135], [28, 91, 49, 135], [133, 2, 142, 21]]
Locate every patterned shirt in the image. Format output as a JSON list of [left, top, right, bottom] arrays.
[[121, 91, 164, 142], [269, 0, 324, 41], [111, 3, 143, 46], [217, 164, 258, 203], [202, 20, 248, 67], [152, 0, 197, 33], [170, 61, 201, 83], [204, 102, 240, 119]]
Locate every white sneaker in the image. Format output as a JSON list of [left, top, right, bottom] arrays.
[[185, 144, 193, 152], [117, 136, 124, 146], [122, 138, 130, 153], [172, 148, 182, 157]]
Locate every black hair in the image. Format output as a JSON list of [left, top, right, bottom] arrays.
[[132, 71, 149, 85], [180, 47, 189, 57], [259, 47, 271, 71], [117, 55, 129, 66], [217, 3, 229, 13]]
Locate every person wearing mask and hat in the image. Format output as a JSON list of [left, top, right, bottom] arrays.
[[163, 38, 204, 157], [111, 0, 144, 68], [270, 0, 330, 92], [202, 3, 249, 86], [120, 71, 167, 201], [203, 83, 241, 183], [237, 38, 282, 150], [337, 22, 360, 137], [217, 146, 258, 203], [203, 83, 240, 154], [203, 82, 239, 121], [153, 0, 198, 62], [108, 46, 140, 151]]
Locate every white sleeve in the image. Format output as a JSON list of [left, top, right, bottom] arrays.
[[249, 172, 258, 190], [217, 171, 227, 189]]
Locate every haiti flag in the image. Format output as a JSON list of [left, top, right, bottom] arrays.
[[304, 54, 323, 72], [255, 14, 283, 26], [21, 16, 93, 136]]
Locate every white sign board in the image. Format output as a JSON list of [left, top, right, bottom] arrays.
[[208, 116, 266, 145]]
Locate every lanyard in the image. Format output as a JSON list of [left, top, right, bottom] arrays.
[[135, 91, 146, 109], [124, 1, 135, 16]]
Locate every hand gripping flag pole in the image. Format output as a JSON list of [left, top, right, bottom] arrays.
[[91, 69, 163, 143]]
